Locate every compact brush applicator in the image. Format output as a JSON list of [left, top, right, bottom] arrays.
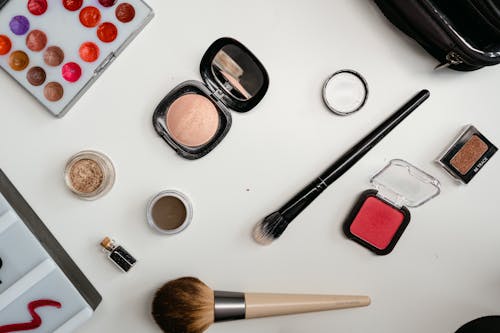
[[253, 89, 430, 245], [151, 277, 370, 333]]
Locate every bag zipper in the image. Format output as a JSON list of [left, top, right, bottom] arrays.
[[434, 51, 464, 70]]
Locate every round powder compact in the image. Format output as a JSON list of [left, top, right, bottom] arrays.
[[65, 150, 115, 200], [166, 94, 220, 148], [147, 191, 193, 235], [322, 69, 369, 116]]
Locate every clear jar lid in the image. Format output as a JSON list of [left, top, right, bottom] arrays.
[[371, 159, 441, 208], [322, 69, 368, 116]]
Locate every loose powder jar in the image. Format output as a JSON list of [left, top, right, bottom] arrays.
[[438, 125, 497, 184], [65, 150, 115, 200]]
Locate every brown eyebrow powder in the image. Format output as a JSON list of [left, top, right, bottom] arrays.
[[151, 196, 187, 231], [69, 159, 104, 194], [451, 135, 489, 175]]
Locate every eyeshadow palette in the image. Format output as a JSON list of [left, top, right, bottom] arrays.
[[343, 159, 441, 255], [438, 125, 498, 184], [0, 0, 153, 117], [0, 169, 101, 332]]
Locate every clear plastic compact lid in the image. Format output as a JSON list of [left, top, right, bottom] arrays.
[[371, 159, 441, 208]]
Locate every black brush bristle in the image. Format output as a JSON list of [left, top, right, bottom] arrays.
[[252, 211, 290, 245]]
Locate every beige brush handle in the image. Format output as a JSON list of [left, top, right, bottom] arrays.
[[244, 293, 371, 319]]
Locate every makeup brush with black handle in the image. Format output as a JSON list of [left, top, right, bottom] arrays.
[[152, 277, 371, 333], [253, 89, 430, 245]]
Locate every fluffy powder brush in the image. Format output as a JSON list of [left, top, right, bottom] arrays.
[[151, 277, 371, 333]]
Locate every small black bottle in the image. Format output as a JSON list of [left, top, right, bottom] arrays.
[[100, 237, 136, 272]]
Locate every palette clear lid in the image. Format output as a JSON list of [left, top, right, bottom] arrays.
[[371, 159, 441, 208], [200, 37, 269, 112]]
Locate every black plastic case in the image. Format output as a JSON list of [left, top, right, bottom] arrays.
[[153, 37, 269, 160]]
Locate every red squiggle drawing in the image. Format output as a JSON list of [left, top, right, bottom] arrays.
[[0, 299, 61, 333]]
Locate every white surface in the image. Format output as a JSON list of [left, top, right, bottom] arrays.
[[1, 0, 500, 332]]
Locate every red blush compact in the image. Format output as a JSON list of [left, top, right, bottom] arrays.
[[343, 159, 440, 255]]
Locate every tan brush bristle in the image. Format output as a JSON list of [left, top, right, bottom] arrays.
[[152, 277, 214, 333]]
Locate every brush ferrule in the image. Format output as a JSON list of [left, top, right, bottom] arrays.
[[214, 291, 246, 322]]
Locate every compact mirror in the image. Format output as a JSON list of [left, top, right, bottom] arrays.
[[201, 37, 269, 113], [212, 45, 265, 101]]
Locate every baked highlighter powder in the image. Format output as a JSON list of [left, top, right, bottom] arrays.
[[343, 160, 441, 255], [439, 126, 497, 184], [166, 94, 220, 148]]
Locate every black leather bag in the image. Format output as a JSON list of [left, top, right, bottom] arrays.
[[374, 0, 500, 71]]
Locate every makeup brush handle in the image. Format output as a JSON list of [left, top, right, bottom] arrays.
[[279, 179, 327, 223], [277, 90, 430, 225], [244, 293, 370, 319]]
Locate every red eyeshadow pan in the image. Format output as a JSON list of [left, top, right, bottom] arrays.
[[62, 62, 82, 82], [343, 190, 411, 255], [99, 0, 117, 7], [98, 0, 118, 7], [342, 159, 440, 256], [63, 0, 83, 11], [349, 196, 405, 250], [27, 0, 48, 16], [116, 3, 135, 23], [79, 6, 102, 28], [0, 35, 12, 55], [97, 22, 118, 43], [79, 42, 100, 62]]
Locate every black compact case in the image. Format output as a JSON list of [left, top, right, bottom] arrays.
[[153, 37, 269, 160]]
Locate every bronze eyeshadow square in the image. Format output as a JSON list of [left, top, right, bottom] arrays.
[[439, 126, 497, 184]]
